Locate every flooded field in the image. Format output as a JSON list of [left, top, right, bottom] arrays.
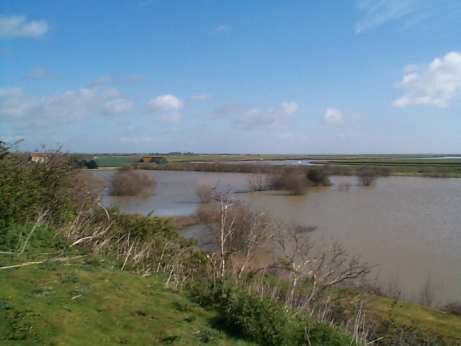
[[96, 170, 461, 304]]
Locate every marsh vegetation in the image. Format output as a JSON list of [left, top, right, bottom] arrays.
[[110, 166, 156, 196]]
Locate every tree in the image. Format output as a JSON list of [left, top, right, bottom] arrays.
[[202, 192, 272, 279], [85, 159, 98, 169], [274, 227, 370, 309]]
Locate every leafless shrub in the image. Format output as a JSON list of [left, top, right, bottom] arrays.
[[110, 167, 156, 196], [357, 166, 378, 186], [274, 226, 371, 309], [71, 171, 106, 210], [247, 173, 269, 191], [361, 274, 403, 302], [269, 169, 308, 195], [199, 193, 273, 279], [196, 184, 215, 203], [442, 302, 461, 316]]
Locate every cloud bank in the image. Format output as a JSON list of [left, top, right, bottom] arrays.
[[394, 51, 461, 108]]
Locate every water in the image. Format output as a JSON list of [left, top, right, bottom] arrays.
[[95, 170, 461, 304], [192, 159, 315, 165], [95, 170, 251, 216]]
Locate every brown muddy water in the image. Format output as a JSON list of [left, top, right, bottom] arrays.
[[95, 170, 461, 304]]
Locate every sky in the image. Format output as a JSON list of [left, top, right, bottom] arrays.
[[1, 0, 461, 154]]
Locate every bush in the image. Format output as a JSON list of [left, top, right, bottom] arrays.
[[269, 170, 308, 195], [110, 167, 156, 196], [357, 166, 378, 186], [247, 173, 269, 191], [71, 171, 106, 210], [196, 184, 214, 203], [0, 153, 74, 227], [190, 281, 355, 346], [306, 167, 331, 186]]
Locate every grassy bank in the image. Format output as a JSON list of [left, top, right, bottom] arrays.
[[0, 255, 255, 346]]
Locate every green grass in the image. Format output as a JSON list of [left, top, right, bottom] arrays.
[[368, 296, 461, 344], [95, 155, 140, 168], [0, 256, 255, 346]]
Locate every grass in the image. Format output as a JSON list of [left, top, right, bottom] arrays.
[[94, 155, 140, 168], [368, 295, 461, 344], [0, 256, 255, 346]]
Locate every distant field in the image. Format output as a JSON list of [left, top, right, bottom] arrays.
[[94, 154, 310, 167], [95, 155, 140, 167], [94, 153, 461, 177]]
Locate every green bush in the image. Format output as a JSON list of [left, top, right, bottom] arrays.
[[111, 214, 182, 243], [0, 223, 67, 253], [0, 154, 74, 226], [190, 281, 355, 346]]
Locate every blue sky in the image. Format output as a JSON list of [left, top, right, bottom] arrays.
[[1, 0, 461, 153]]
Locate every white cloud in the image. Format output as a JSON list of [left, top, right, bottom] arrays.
[[147, 94, 183, 112], [324, 108, 344, 125], [215, 25, 232, 33], [104, 98, 134, 113], [393, 51, 461, 108], [147, 94, 183, 123], [280, 101, 299, 115], [355, 0, 460, 34], [24, 67, 51, 80], [0, 15, 48, 38], [0, 86, 133, 128], [215, 101, 299, 130]]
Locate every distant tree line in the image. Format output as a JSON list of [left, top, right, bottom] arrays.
[[73, 159, 98, 169]]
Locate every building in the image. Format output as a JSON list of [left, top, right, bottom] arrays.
[[141, 156, 167, 164], [30, 153, 49, 163]]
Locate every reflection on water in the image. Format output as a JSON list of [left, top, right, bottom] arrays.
[[95, 170, 461, 304], [95, 170, 250, 216]]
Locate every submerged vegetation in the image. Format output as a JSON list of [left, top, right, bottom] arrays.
[[1, 148, 461, 345], [110, 166, 156, 196]]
